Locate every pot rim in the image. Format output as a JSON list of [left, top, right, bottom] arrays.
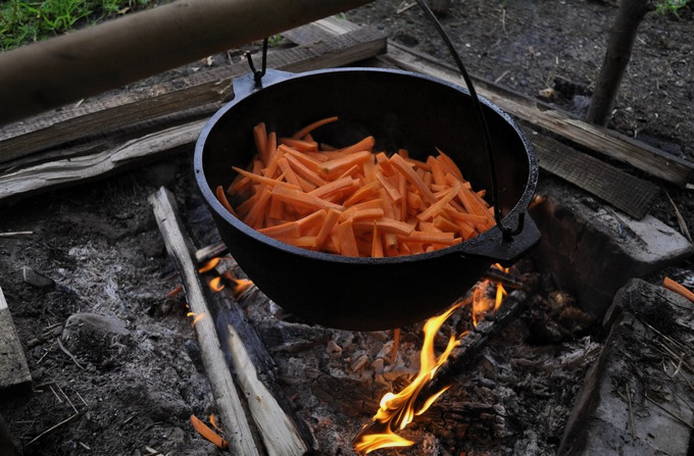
[[194, 67, 538, 265]]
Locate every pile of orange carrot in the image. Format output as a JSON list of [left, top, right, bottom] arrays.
[[214, 116, 497, 257]]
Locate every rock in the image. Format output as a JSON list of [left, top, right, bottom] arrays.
[[530, 178, 693, 318], [61, 313, 130, 363], [559, 279, 694, 456], [21, 266, 54, 288]]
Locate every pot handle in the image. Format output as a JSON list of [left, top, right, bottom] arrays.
[[232, 68, 295, 101], [457, 211, 540, 264]]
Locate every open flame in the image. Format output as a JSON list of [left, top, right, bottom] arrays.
[[354, 303, 462, 454], [354, 265, 511, 454], [186, 311, 206, 326], [209, 276, 225, 292]]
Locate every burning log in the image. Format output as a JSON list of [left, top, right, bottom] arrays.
[[149, 187, 260, 456]]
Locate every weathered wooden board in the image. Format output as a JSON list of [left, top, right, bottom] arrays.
[[0, 24, 386, 165], [532, 133, 659, 219], [0, 286, 31, 392]]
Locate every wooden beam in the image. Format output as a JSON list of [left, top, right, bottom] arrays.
[[531, 133, 659, 219], [380, 40, 693, 186], [0, 25, 386, 164], [0, 0, 374, 124], [149, 187, 260, 456], [0, 120, 205, 204], [0, 286, 31, 393]]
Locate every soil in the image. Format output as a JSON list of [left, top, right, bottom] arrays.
[[1, 1, 693, 455]]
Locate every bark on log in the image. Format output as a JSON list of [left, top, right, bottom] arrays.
[[0, 0, 373, 124], [586, 0, 652, 125], [149, 187, 261, 456]]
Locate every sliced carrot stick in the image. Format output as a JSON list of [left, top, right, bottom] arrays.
[[253, 123, 267, 164], [309, 177, 357, 198], [428, 155, 447, 186], [406, 158, 431, 171], [376, 152, 396, 176], [245, 187, 272, 228], [436, 148, 463, 179], [340, 199, 384, 221], [297, 209, 326, 233], [344, 180, 381, 206], [280, 137, 318, 152], [663, 277, 694, 302], [190, 415, 228, 449], [283, 236, 318, 249], [356, 218, 414, 236], [320, 150, 372, 176], [417, 182, 461, 221], [398, 148, 409, 158], [390, 154, 437, 204], [281, 146, 324, 173], [266, 131, 277, 165], [335, 220, 359, 256], [271, 186, 344, 211], [315, 209, 340, 250], [292, 116, 339, 139], [418, 221, 443, 233], [376, 171, 402, 202], [433, 215, 460, 233], [338, 136, 375, 155], [371, 225, 384, 258], [398, 174, 407, 221], [349, 208, 385, 222], [258, 221, 301, 238], [285, 154, 328, 187], [215, 185, 237, 217], [277, 157, 302, 187], [232, 167, 301, 191], [338, 164, 361, 179], [400, 231, 458, 245], [305, 151, 330, 162]]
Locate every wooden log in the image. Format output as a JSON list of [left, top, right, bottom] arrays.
[[149, 187, 260, 456], [0, 24, 386, 164], [532, 133, 659, 219], [211, 287, 314, 455], [0, 286, 31, 393], [0, 0, 374, 125], [0, 120, 206, 204]]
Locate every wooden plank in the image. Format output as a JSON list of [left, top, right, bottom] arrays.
[[379, 40, 693, 186], [0, 120, 206, 204], [149, 187, 260, 456], [0, 286, 31, 392], [0, 25, 386, 164], [532, 133, 659, 219]]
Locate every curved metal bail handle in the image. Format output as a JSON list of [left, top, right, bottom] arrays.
[[414, 0, 523, 241], [245, 37, 270, 88]]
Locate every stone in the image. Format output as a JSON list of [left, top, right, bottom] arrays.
[[21, 266, 54, 288], [0, 287, 31, 393], [61, 312, 130, 363], [530, 178, 693, 317], [559, 279, 694, 456]]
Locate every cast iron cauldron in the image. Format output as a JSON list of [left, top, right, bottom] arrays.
[[194, 68, 539, 330]]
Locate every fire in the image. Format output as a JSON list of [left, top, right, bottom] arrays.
[[208, 276, 225, 292], [354, 265, 512, 453], [233, 278, 253, 295], [198, 257, 221, 273], [354, 303, 462, 454], [187, 311, 206, 326]]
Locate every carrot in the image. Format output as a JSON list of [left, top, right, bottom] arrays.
[[335, 220, 359, 256], [292, 116, 339, 139], [280, 137, 318, 152], [253, 123, 268, 164], [271, 186, 344, 211], [663, 277, 694, 302], [226, 119, 497, 258], [190, 415, 228, 449], [390, 154, 436, 204], [258, 221, 301, 238], [215, 185, 237, 217]]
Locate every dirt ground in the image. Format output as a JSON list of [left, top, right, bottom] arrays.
[[1, 1, 693, 455]]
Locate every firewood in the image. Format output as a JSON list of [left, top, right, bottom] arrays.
[[149, 187, 260, 456]]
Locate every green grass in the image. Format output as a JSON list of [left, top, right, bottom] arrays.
[[656, 0, 690, 15], [0, 0, 156, 51]]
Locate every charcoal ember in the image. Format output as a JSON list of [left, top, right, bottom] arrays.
[[548, 290, 576, 314], [61, 312, 131, 364]]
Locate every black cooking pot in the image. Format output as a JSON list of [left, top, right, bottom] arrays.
[[194, 67, 539, 330]]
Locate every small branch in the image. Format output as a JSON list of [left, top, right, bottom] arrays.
[[25, 412, 80, 447], [0, 231, 33, 237]]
